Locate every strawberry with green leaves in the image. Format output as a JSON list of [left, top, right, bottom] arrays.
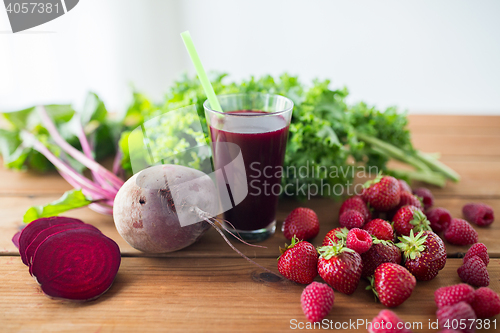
[[392, 206, 431, 236], [362, 175, 401, 212], [277, 237, 318, 284], [396, 230, 446, 281], [387, 191, 423, 220], [317, 241, 362, 295], [322, 227, 348, 247], [368, 262, 416, 307]]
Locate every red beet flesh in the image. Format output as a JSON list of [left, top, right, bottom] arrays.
[[31, 228, 121, 301], [18, 217, 84, 265], [25, 223, 101, 274]]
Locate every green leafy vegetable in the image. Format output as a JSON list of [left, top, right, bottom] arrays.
[[119, 73, 458, 198], [23, 189, 93, 223]]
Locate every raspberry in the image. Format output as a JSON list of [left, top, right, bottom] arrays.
[[413, 187, 434, 211], [457, 255, 489, 287], [426, 207, 452, 233], [436, 302, 476, 333], [469, 287, 500, 318], [368, 309, 412, 333], [463, 243, 489, 266], [346, 228, 372, 254], [339, 196, 371, 222], [444, 219, 478, 246], [434, 283, 475, 308], [300, 282, 335, 322], [339, 209, 365, 229], [398, 179, 412, 193], [462, 203, 494, 226]]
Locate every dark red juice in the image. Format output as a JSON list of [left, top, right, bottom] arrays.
[[210, 110, 289, 231]]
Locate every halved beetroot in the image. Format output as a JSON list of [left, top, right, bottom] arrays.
[[31, 228, 121, 301], [18, 217, 84, 266], [25, 223, 101, 270]]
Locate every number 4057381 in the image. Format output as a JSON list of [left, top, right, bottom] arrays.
[[443, 318, 496, 330], [6, 2, 60, 14]]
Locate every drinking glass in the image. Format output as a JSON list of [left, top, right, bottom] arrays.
[[204, 93, 293, 242]]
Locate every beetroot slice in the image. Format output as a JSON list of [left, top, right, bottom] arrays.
[[12, 231, 21, 249], [31, 228, 121, 301], [19, 217, 84, 265], [25, 223, 101, 269]]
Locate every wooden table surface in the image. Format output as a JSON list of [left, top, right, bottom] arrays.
[[1, 115, 499, 332]]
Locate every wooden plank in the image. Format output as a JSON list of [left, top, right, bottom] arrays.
[[0, 167, 72, 195], [408, 115, 500, 155], [411, 135, 500, 156], [408, 115, 500, 128], [3, 196, 499, 258], [387, 156, 500, 198], [0, 257, 498, 332]]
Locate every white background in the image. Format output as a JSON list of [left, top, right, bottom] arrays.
[[1, 0, 499, 114]]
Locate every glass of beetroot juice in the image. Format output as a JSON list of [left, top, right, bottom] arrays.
[[204, 93, 293, 242]]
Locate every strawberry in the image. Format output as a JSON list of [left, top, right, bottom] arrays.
[[363, 218, 394, 241], [339, 196, 372, 222], [463, 243, 489, 266], [368, 310, 412, 333], [369, 262, 416, 307], [277, 237, 318, 284], [412, 187, 434, 211], [426, 207, 452, 233], [444, 218, 478, 246], [388, 192, 423, 219], [317, 242, 362, 295], [322, 227, 348, 247], [300, 282, 335, 322], [339, 209, 365, 229], [362, 175, 401, 212], [392, 206, 431, 236], [398, 179, 412, 194], [434, 284, 475, 308], [282, 207, 320, 241], [396, 230, 446, 281], [457, 255, 489, 287], [469, 287, 500, 318], [346, 228, 372, 254], [462, 203, 494, 227], [436, 302, 476, 333], [361, 240, 402, 278]]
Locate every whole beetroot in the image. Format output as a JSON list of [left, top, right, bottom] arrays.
[[113, 164, 217, 253]]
